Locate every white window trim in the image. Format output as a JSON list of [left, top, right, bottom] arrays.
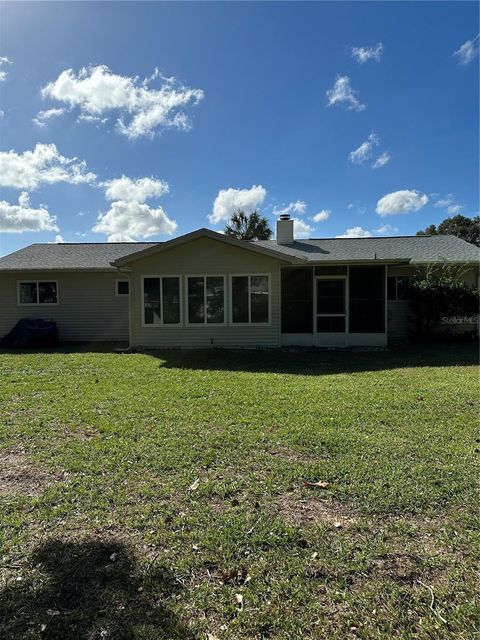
[[388, 275, 410, 302], [229, 274, 272, 325], [115, 279, 130, 297], [17, 280, 59, 306], [185, 275, 227, 326], [141, 275, 182, 327]]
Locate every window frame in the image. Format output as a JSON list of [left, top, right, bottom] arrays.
[[141, 275, 182, 327], [387, 275, 411, 302], [185, 275, 227, 326], [115, 279, 130, 297], [229, 273, 272, 325], [17, 280, 59, 306]]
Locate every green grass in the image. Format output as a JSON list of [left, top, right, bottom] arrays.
[[0, 344, 479, 639]]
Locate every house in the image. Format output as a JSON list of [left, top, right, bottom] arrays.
[[0, 215, 478, 348]]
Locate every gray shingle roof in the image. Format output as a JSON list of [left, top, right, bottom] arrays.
[[0, 242, 160, 271], [0, 234, 478, 271], [252, 235, 480, 263]]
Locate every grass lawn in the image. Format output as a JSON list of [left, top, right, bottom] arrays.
[[0, 344, 479, 639]]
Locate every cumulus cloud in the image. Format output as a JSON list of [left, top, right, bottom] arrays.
[[453, 34, 479, 65], [292, 218, 314, 239], [0, 143, 96, 190], [102, 176, 169, 203], [336, 226, 372, 238], [0, 56, 12, 82], [372, 151, 390, 169], [273, 200, 307, 217], [33, 108, 66, 127], [49, 234, 65, 243], [0, 192, 59, 233], [374, 224, 398, 235], [40, 65, 204, 139], [351, 43, 384, 64], [312, 209, 330, 223], [209, 185, 267, 224], [376, 190, 428, 216], [433, 193, 463, 215], [326, 75, 365, 112], [93, 175, 177, 242]]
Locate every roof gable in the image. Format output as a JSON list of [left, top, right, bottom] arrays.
[[112, 228, 299, 266]]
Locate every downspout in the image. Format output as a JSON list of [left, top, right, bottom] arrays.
[[117, 267, 133, 350]]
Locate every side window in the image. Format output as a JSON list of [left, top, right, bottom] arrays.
[[388, 276, 410, 301], [116, 280, 129, 296], [18, 281, 58, 305], [187, 276, 225, 324]]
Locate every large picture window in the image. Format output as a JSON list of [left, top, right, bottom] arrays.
[[187, 276, 225, 324], [143, 276, 181, 325], [18, 281, 58, 305], [231, 275, 270, 324]]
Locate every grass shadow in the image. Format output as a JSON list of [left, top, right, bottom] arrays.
[[0, 539, 196, 639]]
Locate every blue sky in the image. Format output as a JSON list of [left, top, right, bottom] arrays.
[[0, 1, 478, 255]]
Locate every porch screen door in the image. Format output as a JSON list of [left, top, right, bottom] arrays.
[[316, 278, 346, 333]]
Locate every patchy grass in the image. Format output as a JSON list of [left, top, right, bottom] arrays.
[[0, 344, 478, 639]]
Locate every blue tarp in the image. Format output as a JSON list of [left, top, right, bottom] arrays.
[[0, 318, 59, 348]]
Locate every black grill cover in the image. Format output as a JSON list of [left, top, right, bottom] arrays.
[[0, 318, 59, 348]]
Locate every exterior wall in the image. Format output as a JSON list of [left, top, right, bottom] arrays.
[[387, 265, 479, 339], [0, 271, 129, 342], [129, 237, 283, 349]]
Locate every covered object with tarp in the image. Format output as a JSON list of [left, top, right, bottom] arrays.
[[0, 318, 59, 348]]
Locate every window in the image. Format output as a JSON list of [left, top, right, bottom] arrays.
[[116, 280, 129, 296], [187, 276, 225, 324], [387, 276, 410, 301], [143, 276, 181, 325], [18, 281, 58, 305], [231, 275, 270, 324]]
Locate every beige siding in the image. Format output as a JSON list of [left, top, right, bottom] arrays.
[[387, 265, 479, 338], [0, 271, 129, 342], [129, 237, 283, 349]]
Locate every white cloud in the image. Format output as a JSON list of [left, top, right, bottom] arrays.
[[102, 176, 169, 203], [372, 151, 390, 168], [273, 200, 307, 217], [349, 133, 379, 164], [312, 209, 330, 223], [0, 56, 12, 82], [40, 65, 204, 139], [209, 185, 267, 224], [33, 108, 66, 127], [326, 75, 366, 112], [93, 174, 177, 242], [347, 202, 367, 215], [336, 226, 372, 238], [433, 194, 463, 215], [374, 224, 398, 235], [376, 190, 429, 216], [0, 143, 96, 190], [49, 234, 65, 243], [0, 110, 4, 119], [292, 217, 314, 239], [0, 192, 58, 233], [351, 43, 384, 64], [453, 35, 479, 65]]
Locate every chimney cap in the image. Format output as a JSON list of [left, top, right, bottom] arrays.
[[279, 213, 291, 221]]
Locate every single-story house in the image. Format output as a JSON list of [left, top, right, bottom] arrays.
[[0, 215, 478, 348]]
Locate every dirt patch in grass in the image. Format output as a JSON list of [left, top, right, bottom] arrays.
[[277, 491, 357, 528], [0, 449, 59, 497], [263, 445, 321, 464]]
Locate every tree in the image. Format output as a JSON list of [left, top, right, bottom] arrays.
[[416, 214, 480, 246], [224, 210, 272, 241]]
